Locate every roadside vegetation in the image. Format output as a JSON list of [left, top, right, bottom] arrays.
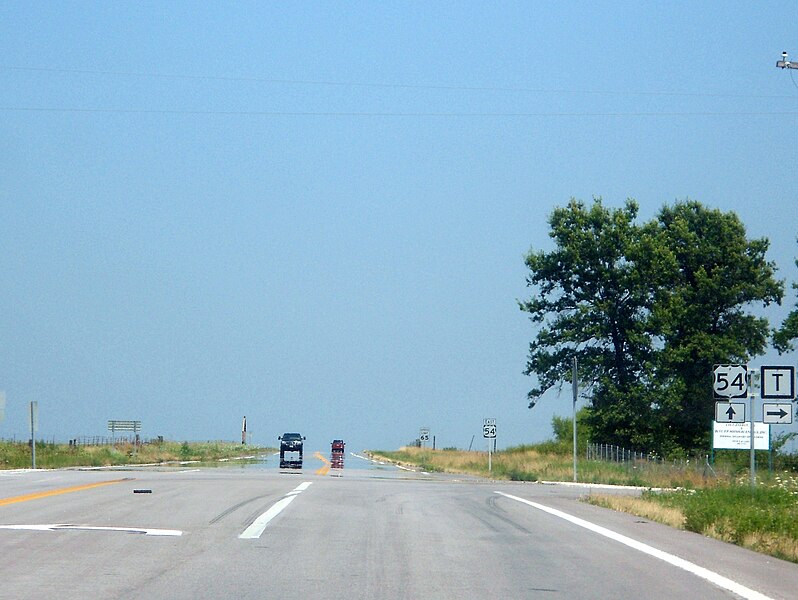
[[369, 444, 728, 489], [0, 439, 271, 469], [589, 478, 798, 562]]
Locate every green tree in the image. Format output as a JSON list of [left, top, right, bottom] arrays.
[[522, 198, 783, 455], [651, 201, 782, 451], [520, 198, 663, 449], [773, 248, 798, 353]]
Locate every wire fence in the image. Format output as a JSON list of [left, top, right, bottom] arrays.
[[586, 443, 662, 464], [69, 436, 152, 447], [586, 442, 718, 478], [0, 436, 162, 447]]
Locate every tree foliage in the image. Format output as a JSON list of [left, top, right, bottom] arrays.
[[521, 198, 783, 455], [773, 250, 798, 353]]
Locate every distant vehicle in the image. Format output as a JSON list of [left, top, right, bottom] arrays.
[[278, 433, 305, 469], [331, 439, 345, 469]]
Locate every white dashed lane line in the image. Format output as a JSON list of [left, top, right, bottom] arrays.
[[239, 482, 313, 540]]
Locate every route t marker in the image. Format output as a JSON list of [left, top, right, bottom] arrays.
[[760, 366, 795, 400]]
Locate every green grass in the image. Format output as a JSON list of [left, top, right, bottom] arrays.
[[640, 476, 798, 561], [592, 476, 798, 562]]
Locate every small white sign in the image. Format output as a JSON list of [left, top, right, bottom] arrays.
[[763, 402, 793, 424], [483, 418, 496, 426], [483, 424, 496, 439], [760, 366, 795, 400], [715, 401, 745, 423], [713, 421, 769, 450]]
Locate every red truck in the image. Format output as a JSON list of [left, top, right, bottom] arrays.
[[331, 439, 345, 469]]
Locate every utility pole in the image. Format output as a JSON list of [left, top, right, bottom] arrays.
[[30, 401, 38, 470], [777, 51, 798, 69], [572, 357, 578, 483]]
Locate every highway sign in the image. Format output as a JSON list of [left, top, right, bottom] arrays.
[[760, 366, 795, 399], [108, 420, 141, 434], [715, 401, 745, 423], [712, 364, 748, 399], [419, 427, 430, 442], [763, 402, 793, 424], [713, 421, 769, 450], [483, 424, 496, 438]]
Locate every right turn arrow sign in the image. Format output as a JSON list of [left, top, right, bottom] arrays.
[[763, 403, 793, 424]]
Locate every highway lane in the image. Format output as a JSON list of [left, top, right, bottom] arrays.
[[0, 456, 796, 599]]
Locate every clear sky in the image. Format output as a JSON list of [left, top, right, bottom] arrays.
[[1, 2, 797, 452]]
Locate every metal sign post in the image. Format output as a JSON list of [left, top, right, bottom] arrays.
[[572, 357, 578, 483], [30, 401, 38, 469], [749, 370, 756, 489], [483, 419, 496, 472]]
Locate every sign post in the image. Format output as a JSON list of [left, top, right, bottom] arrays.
[[748, 369, 757, 488], [483, 418, 496, 472], [30, 401, 38, 469], [572, 357, 578, 483]]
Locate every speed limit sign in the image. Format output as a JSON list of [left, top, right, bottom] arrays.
[[712, 364, 748, 399]]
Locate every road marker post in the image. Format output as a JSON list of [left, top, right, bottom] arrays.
[[483, 418, 496, 473]]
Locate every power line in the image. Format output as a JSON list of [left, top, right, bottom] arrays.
[[2, 106, 797, 118], [5, 65, 797, 101]]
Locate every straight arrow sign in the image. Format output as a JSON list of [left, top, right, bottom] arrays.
[[715, 401, 745, 423]]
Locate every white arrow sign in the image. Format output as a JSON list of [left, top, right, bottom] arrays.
[[715, 401, 745, 423], [763, 402, 793, 424]]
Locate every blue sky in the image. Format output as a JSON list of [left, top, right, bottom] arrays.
[[1, 2, 797, 452]]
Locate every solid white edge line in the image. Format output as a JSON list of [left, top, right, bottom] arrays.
[[495, 492, 774, 600]]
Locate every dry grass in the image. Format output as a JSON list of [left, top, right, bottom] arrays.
[[587, 494, 686, 529], [369, 446, 727, 488], [0, 440, 270, 469], [740, 532, 798, 561]]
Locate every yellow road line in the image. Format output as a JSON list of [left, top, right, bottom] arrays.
[[314, 451, 331, 476], [0, 478, 129, 507]]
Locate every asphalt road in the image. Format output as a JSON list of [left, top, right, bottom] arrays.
[[0, 453, 796, 600]]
